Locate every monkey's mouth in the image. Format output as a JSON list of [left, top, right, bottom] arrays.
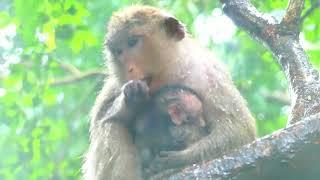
[[143, 75, 153, 86]]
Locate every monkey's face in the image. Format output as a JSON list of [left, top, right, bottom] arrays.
[[106, 27, 160, 85], [106, 6, 186, 88]]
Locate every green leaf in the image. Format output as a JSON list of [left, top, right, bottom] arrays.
[[43, 89, 57, 106], [14, 0, 42, 45], [0, 12, 11, 27]]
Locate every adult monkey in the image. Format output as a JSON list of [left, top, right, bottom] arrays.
[[82, 5, 256, 180]]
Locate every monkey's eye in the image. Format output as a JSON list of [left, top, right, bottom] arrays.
[[127, 36, 139, 48]]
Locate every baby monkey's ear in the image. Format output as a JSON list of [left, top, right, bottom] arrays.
[[167, 104, 184, 125], [164, 17, 186, 41]]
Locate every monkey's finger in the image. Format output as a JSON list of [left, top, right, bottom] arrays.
[[123, 80, 134, 98], [123, 80, 149, 105]]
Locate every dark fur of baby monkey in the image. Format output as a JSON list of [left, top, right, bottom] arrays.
[[134, 85, 210, 170]]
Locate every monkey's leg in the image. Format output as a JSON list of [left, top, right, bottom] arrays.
[[105, 122, 142, 180], [84, 121, 142, 180]]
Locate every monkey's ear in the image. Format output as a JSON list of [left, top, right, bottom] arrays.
[[164, 17, 186, 41]]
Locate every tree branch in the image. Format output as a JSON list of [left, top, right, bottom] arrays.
[[50, 69, 106, 86], [263, 91, 290, 105], [220, 0, 276, 41], [282, 0, 305, 34], [301, 0, 320, 22], [57, 61, 82, 75], [220, 0, 320, 125], [168, 114, 320, 179], [49, 61, 106, 86]]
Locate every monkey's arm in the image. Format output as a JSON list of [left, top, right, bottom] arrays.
[[100, 91, 134, 123], [89, 78, 121, 124], [147, 123, 248, 174], [83, 79, 149, 180], [93, 79, 150, 126]]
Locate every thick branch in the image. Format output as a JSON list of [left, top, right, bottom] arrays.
[[282, 0, 305, 34], [220, 0, 276, 40], [268, 38, 317, 91], [168, 114, 320, 179]]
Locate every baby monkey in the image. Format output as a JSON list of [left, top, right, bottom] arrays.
[[134, 85, 209, 170]]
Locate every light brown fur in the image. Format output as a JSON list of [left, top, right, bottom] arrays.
[[82, 5, 256, 180]]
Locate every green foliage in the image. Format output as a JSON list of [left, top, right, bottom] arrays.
[[0, 0, 319, 179]]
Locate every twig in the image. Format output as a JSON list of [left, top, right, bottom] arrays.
[[57, 62, 82, 75], [263, 92, 290, 105], [49, 60, 106, 86], [50, 69, 106, 86]]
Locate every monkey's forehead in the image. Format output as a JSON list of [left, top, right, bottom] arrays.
[[110, 5, 169, 21], [106, 5, 172, 36]]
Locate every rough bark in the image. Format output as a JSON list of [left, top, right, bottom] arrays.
[[168, 114, 320, 179]]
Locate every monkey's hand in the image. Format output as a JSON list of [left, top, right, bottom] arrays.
[[146, 149, 191, 175], [101, 80, 150, 124], [123, 80, 150, 106]]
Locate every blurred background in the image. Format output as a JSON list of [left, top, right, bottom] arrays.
[[0, 0, 319, 179]]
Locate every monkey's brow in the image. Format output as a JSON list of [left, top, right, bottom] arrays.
[[105, 34, 123, 48]]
